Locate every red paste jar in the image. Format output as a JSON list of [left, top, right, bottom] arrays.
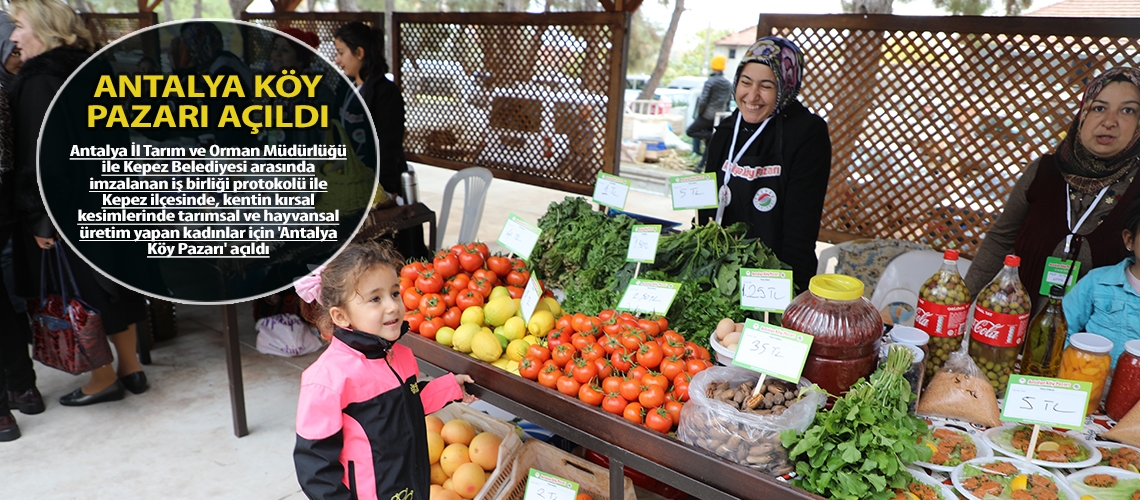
[[1106, 340, 1140, 421], [782, 274, 883, 397]]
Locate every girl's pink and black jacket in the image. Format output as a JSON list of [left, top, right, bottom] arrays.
[[294, 326, 463, 500]]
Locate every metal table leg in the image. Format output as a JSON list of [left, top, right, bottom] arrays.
[[221, 304, 248, 437], [609, 456, 625, 500]]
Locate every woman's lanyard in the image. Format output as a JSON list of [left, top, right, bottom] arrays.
[[1064, 184, 1110, 256], [714, 114, 771, 224]]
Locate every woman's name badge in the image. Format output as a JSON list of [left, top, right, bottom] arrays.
[[1040, 256, 1080, 295]]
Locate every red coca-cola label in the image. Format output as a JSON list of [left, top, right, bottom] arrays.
[[970, 306, 1030, 347], [914, 298, 969, 338]]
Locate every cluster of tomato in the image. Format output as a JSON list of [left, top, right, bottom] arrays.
[[518, 310, 713, 434], [398, 242, 547, 339]]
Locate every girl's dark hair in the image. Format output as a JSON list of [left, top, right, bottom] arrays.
[[1125, 196, 1140, 236], [333, 22, 388, 82], [305, 240, 405, 339]]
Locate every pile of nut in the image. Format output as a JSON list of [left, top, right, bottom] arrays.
[[707, 379, 799, 416]]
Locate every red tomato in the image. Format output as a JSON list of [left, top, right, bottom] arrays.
[[585, 316, 602, 335], [449, 244, 465, 258], [556, 376, 581, 396], [456, 290, 484, 311], [551, 344, 576, 368], [405, 310, 424, 333], [507, 286, 524, 299], [419, 317, 444, 340], [618, 378, 642, 402], [578, 383, 604, 406], [570, 358, 598, 384], [602, 321, 622, 337], [472, 269, 499, 287], [600, 334, 623, 355], [661, 338, 686, 358], [623, 402, 645, 424], [638, 385, 666, 408], [518, 357, 542, 380], [601, 375, 623, 395], [638, 319, 661, 338], [441, 285, 459, 308], [469, 242, 491, 260], [527, 344, 551, 364], [655, 317, 669, 332], [598, 309, 615, 323], [467, 277, 493, 297], [415, 270, 444, 294], [641, 371, 668, 390], [433, 251, 460, 278], [610, 348, 633, 373], [645, 407, 673, 433], [664, 400, 683, 426], [402, 288, 423, 310], [441, 307, 462, 329], [399, 277, 414, 291], [538, 363, 561, 388], [486, 256, 511, 278], [619, 333, 643, 352], [602, 393, 628, 415], [636, 342, 663, 370], [510, 257, 527, 273], [447, 273, 470, 291], [685, 358, 711, 376], [571, 313, 589, 333], [556, 315, 573, 331], [659, 356, 685, 381], [628, 365, 649, 382], [506, 270, 529, 287], [570, 333, 595, 351], [661, 330, 684, 345], [418, 294, 446, 317], [672, 377, 690, 402], [578, 342, 603, 363], [400, 262, 425, 281], [592, 357, 613, 379], [546, 328, 569, 350], [458, 248, 485, 273]]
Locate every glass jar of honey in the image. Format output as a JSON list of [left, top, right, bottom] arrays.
[[1058, 333, 1114, 416]]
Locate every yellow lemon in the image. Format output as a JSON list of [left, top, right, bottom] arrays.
[[491, 357, 511, 370], [522, 335, 540, 345], [527, 310, 555, 338], [924, 442, 938, 454], [1010, 475, 1028, 491], [1036, 441, 1060, 452], [452, 324, 481, 353], [1129, 464, 1139, 473], [513, 298, 523, 317], [489, 286, 511, 300], [905, 493, 919, 500], [503, 317, 526, 341], [436, 327, 456, 347], [540, 297, 562, 317], [506, 339, 529, 361], [460, 306, 484, 327], [483, 297, 518, 327], [472, 330, 503, 362], [1081, 496, 1097, 500], [534, 301, 551, 315]]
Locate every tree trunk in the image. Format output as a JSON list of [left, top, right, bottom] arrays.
[[337, 0, 360, 11], [544, 0, 555, 11], [229, 0, 255, 18], [847, 0, 893, 14], [307, 0, 317, 11], [194, 0, 203, 18], [164, 0, 174, 23], [636, 0, 683, 100]]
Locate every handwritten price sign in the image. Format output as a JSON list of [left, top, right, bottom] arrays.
[[732, 319, 814, 383], [496, 214, 541, 260], [1001, 375, 1092, 430], [739, 269, 793, 313], [523, 469, 579, 500], [520, 276, 543, 324], [617, 279, 680, 315], [669, 173, 718, 210], [626, 225, 661, 263], [592, 172, 631, 210]]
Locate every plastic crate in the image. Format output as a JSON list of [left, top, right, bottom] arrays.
[[431, 403, 524, 500], [492, 440, 637, 500]]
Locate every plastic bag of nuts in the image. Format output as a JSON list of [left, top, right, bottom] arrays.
[[677, 366, 825, 476]]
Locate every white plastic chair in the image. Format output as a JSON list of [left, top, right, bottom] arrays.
[[870, 250, 973, 311], [816, 240, 855, 275], [436, 167, 493, 250]]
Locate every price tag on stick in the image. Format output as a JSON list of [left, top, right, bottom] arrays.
[[592, 172, 631, 210], [1001, 375, 1091, 430], [626, 225, 661, 263], [732, 319, 814, 383], [739, 269, 793, 313], [669, 173, 718, 210], [497, 214, 541, 260], [520, 276, 543, 324], [616, 279, 680, 315], [523, 469, 579, 500]]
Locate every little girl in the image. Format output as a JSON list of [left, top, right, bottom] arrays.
[[1064, 198, 1140, 366], [293, 241, 473, 500]]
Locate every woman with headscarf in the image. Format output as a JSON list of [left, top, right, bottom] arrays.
[[698, 37, 832, 292], [966, 68, 1140, 307]]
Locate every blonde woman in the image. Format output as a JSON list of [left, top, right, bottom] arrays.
[[8, 0, 149, 406]]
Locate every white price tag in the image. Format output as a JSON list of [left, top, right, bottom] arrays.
[[523, 469, 579, 500], [669, 173, 718, 210], [1001, 375, 1092, 430], [626, 225, 661, 263], [739, 269, 794, 313], [520, 276, 543, 324], [496, 214, 541, 260], [592, 172, 630, 210], [616, 279, 680, 315], [732, 319, 814, 383]]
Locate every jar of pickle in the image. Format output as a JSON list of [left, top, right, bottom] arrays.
[[1058, 333, 1114, 416], [969, 255, 1031, 395], [1104, 340, 1140, 421], [1019, 285, 1068, 378], [914, 249, 971, 381]]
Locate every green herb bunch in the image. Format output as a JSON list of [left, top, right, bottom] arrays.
[[781, 346, 933, 500]]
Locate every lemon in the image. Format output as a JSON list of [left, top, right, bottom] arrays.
[[541, 297, 562, 317], [503, 317, 526, 341], [460, 306, 484, 326], [489, 286, 511, 300], [1129, 464, 1139, 473], [534, 301, 551, 314], [513, 298, 523, 317], [472, 330, 503, 362], [435, 327, 456, 347], [1010, 475, 1028, 491], [925, 442, 938, 454], [483, 297, 518, 327], [506, 339, 529, 361], [1036, 441, 1060, 452], [491, 357, 511, 370], [506, 360, 519, 373], [452, 324, 481, 353], [494, 333, 509, 350], [1081, 496, 1097, 500], [905, 493, 919, 500], [522, 335, 540, 345], [527, 310, 555, 338]]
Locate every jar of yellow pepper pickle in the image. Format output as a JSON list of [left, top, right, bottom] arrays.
[[1058, 333, 1114, 416]]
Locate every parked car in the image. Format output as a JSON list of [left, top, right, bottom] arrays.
[[400, 59, 489, 158]]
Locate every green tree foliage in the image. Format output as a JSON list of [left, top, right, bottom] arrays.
[[931, 0, 990, 14], [74, 0, 231, 19], [662, 27, 729, 83]]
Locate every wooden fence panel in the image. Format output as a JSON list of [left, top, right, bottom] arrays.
[[240, 11, 385, 69]]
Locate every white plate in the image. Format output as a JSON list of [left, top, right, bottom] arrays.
[[914, 425, 995, 472], [982, 424, 1103, 469], [906, 468, 957, 500], [1067, 465, 1140, 497], [1055, 440, 1140, 476], [951, 457, 1079, 500]]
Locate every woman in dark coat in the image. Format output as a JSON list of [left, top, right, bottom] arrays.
[[698, 37, 832, 293], [8, 0, 148, 406]]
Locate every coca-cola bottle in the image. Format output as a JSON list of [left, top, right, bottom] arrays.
[[969, 255, 1032, 395], [914, 249, 971, 381]]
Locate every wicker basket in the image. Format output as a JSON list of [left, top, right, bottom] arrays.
[[430, 403, 523, 500], [491, 440, 637, 500]]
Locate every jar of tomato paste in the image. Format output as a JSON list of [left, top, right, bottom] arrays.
[[1106, 340, 1140, 421]]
